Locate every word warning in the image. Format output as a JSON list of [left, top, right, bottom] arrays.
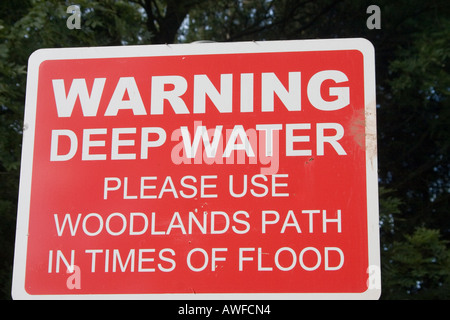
[[13, 39, 380, 299]]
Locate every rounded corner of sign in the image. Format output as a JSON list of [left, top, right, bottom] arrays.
[[28, 49, 53, 69], [351, 38, 375, 58], [361, 287, 382, 300], [28, 49, 45, 64], [11, 284, 32, 300]]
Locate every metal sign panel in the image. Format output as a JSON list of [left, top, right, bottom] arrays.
[[12, 39, 380, 299]]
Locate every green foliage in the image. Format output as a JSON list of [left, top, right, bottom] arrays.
[[7, 0, 150, 51], [378, 187, 402, 243], [382, 227, 450, 299], [378, 21, 450, 297], [378, 17, 450, 236]]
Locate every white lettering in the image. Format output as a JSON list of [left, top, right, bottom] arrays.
[[193, 74, 233, 113], [105, 77, 146, 116], [262, 72, 301, 112], [52, 78, 105, 117], [307, 70, 349, 111], [151, 76, 189, 114]]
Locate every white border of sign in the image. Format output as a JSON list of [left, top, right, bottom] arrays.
[[12, 38, 380, 300]]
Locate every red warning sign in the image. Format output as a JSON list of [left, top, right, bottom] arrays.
[[13, 39, 380, 299]]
